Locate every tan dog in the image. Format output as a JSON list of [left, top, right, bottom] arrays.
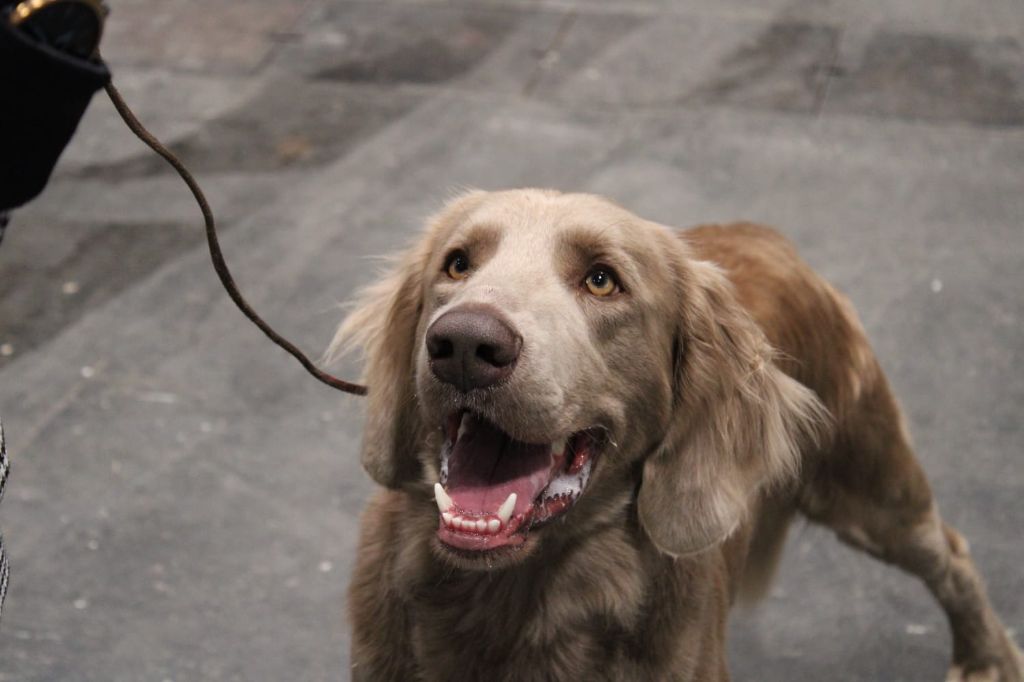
[[333, 189, 1021, 681]]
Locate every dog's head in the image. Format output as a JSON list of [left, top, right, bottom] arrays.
[[332, 189, 824, 568]]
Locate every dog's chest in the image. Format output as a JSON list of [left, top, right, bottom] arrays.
[[405, 547, 650, 681], [407, 577, 604, 681]]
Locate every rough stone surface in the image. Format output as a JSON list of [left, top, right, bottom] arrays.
[[0, 0, 1021, 680]]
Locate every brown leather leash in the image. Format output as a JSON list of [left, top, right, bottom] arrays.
[[103, 80, 368, 397]]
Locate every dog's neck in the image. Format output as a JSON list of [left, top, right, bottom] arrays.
[[383, 486, 724, 679]]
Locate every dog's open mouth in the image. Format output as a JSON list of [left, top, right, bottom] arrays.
[[434, 411, 597, 553]]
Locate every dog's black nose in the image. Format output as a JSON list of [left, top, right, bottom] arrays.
[[426, 304, 522, 392]]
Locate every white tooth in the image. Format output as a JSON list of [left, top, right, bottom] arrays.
[[442, 512, 454, 526], [487, 519, 500, 533], [456, 414, 471, 443], [475, 519, 487, 533], [497, 493, 517, 525], [453, 516, 464, 529], [552, 438, 567, 455], [434, 483, 453, 513]]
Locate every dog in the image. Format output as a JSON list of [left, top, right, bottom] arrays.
[[332, 189, 1022, 681]]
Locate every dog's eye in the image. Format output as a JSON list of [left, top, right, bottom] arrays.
[[584, 268, 618, 297], [445, 251, 471, 280]]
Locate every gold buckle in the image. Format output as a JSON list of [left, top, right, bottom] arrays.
[[9, 0, 106, 25], [8, 0, 107, 57]]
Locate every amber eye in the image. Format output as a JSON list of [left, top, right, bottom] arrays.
[[445, 251, 471, 280], [584, 268, 618, 297]]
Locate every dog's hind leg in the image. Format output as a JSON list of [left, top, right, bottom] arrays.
[[798, 367, 1022, 681]]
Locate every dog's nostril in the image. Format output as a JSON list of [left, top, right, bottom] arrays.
[[476, 340, 518, 368], [476, 343, 500, 367], [427, 336, 454, 360]]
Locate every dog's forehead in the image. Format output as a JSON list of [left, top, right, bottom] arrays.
[[464, 191, 632, 234]]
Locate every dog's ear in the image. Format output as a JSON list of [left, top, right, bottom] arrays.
[[328, 247, 426, 488], [328, 191, 487, 488], [637, 256, 827, 557]]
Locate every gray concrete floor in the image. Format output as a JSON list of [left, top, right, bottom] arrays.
[[1, 0, 1022, 679]]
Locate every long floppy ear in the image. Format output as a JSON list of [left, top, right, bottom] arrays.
[[327, 246, 427, 488], [328, 191, 488, 488], [638, 256, 827, 556]]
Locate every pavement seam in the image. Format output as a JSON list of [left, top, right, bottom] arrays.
[[13, 361, 108, 456], [522, 10, 577, 97]]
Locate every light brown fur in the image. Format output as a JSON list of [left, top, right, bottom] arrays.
[[334, 190, 1022, 681]]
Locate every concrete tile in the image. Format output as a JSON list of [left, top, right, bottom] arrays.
[[530, 13, 838, 111], [782, 0, 1024, 40], [529, 12, 745, 105], [0, 169, 306, 372], [276, 2, 565, 93], [0, 219, 195, 372], [685, 22, 839, 114], [825, 32, 1024, 127], [60, 69, 264, 168], [407, 0, 791, 22], [534, 12, 1024, 126], [74, 77, 425, 178], [0, 410, 359, 681], [456, 0, 1024, 40], [101, 0, 316, 74]]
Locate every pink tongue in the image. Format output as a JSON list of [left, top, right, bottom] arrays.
[[447, 416, 553, 517]]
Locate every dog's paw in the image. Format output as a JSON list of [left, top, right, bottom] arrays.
[[947, 636, 1024, 682], [946, 665, 1000, 682]]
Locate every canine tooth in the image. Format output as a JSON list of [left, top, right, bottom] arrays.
[[475, 519, 487, 533], [497, 493, 516, 525], [552, 437, 567, 455], [442, 512, 454, 526], [456, 414, 470, 443], [487, 519, 500, 533], [434, 483, 453, 513]]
